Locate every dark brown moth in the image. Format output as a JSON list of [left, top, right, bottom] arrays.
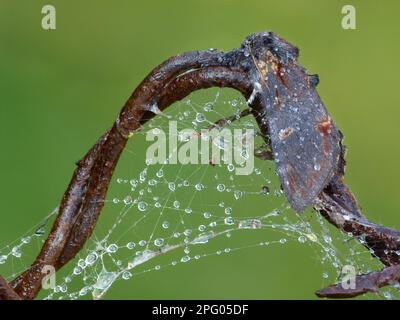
[[243, 32, 343, 212]]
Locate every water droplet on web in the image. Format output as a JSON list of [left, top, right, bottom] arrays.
[[173, 200, 180, 208], [198, 225, 206, 232], [107, 244, 118, 253], [204, 102, 213, 112], [195, 183, 204, 191], [73, 266, 83, 275], [126, 242, 136, 250], [154, 238, 164, 247], [130, 179, 138, 188], [79, 287, 89, 296], [241, 150, 249, 160], [225, 207, 232, 215], [181, 255, 190, 263], [92, 269, 118, 299], [78, 259, 86, 269], [305, 233, 318, 242], [224, 217, 234, 225], [234, 190, 243, 200], [383, 291, 392, 299], [22, 236, 31, 244], [261, 186, 270, 195], [137, 201, 148, 212], [168, 182, 176, 192], [314, 163, 321, 171], [322, 272, 329, 279], [238, 219, 262, 229], [85, 252, 98, 265], [162, 221, 170, 229], [184, 246, 190, 254], [279, 238, 287, 244], [184, 229, 192, 237], [11, 246, 21, 258], [196, 113, 206, 122], [123, 196, 133, 205], [298, 235, 307, 243], [0, 255, 7, 264], [217, 184, 226, 192], [139, 240, 147, 247], [184, 208, 192, 214], [122, 271, 132, 280], [156, 169, 164, 178], [203, 212, 211, 219]]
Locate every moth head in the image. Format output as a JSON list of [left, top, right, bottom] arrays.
[[243, 31, 299, 63]]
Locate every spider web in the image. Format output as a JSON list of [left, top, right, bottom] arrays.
[[0, 89, 398, 300]]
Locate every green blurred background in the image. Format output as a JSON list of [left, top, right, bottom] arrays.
[[0, 0, 399, 299]]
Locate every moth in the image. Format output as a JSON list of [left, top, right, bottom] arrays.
[[244, 32, 343, 212]]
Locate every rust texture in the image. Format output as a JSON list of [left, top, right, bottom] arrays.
[[1, 32, 399, 300]]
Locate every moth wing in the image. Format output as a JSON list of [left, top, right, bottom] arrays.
[[256, 59, 342, 212]]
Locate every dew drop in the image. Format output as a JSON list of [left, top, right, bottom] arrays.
[[107, 244, 118, 253], [21, 236, 31, 244], [122, 271, 132, 280], [73, 266, 83, 275], [173, 201, 180, 208], [0, 255, 7, 264], [139, 240, 147, 247], [203, 212, 212, 219], [298, 235, 307, 243], [196, 113, 206, 122], [137, 201, 148, 212], [162, 221, 170, 229], [181, 255, 190, 263], [168, 182, 176, 192], [154, 238, 164, 247], [85, 252, 98, 265], [195, 183, 204, 191], [11, 246, 21, 258], [126, 242, 136, 250], [123, 196, 133, 205], [234, 190, 243, 200]]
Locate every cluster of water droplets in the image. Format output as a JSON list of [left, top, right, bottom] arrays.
[[1, 90, 398, 300]]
